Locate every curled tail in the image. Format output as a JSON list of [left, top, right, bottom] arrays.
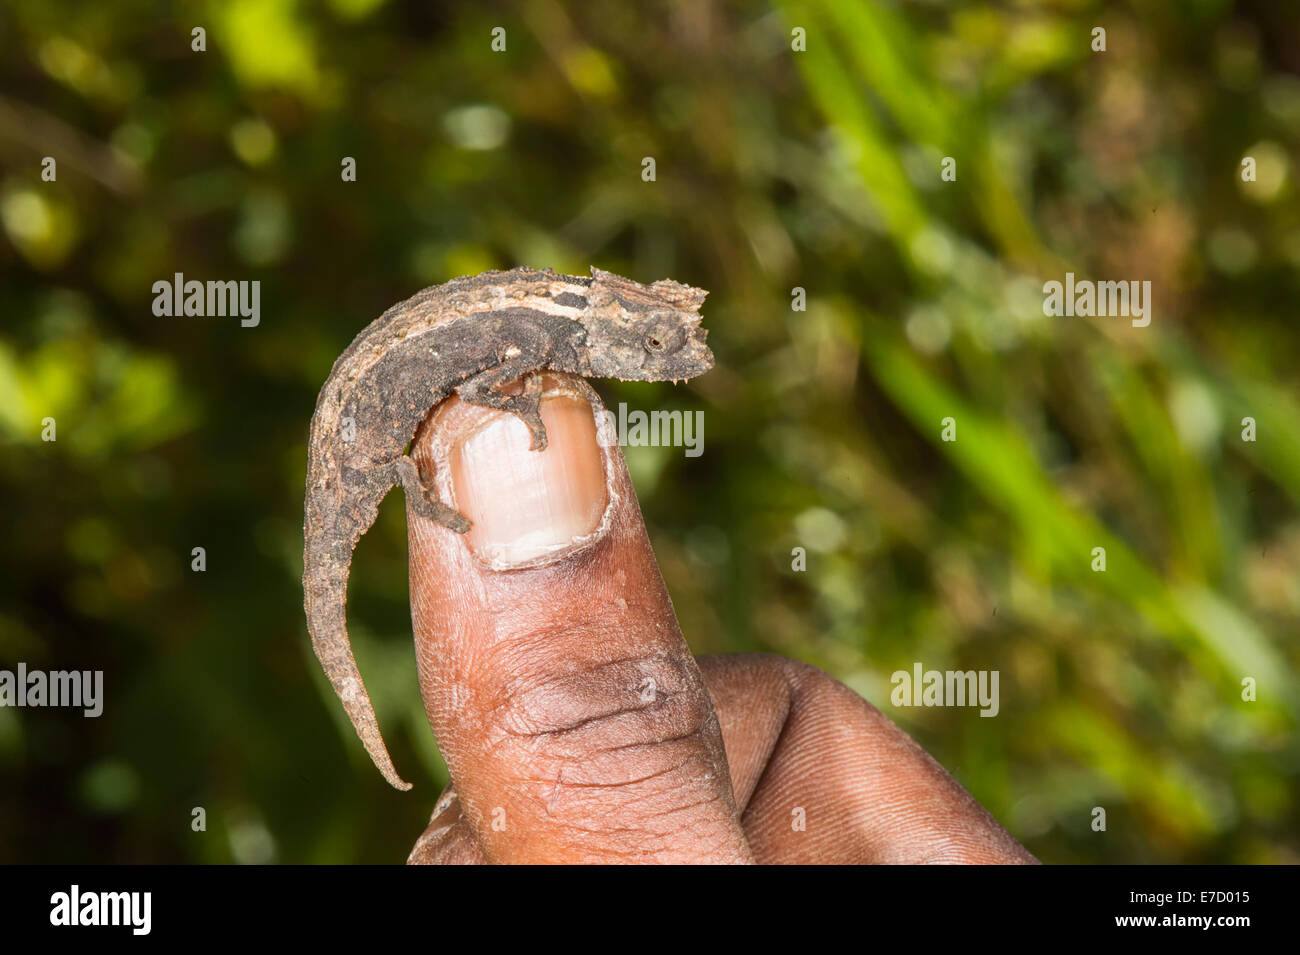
[[303, 451, 412, 790], [304, 554, 412, 791]]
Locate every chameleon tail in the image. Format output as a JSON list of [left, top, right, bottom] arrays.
[[304, 557, 413, 791]]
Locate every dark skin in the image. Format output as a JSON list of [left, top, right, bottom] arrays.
[[401, 375, 1039, 864]]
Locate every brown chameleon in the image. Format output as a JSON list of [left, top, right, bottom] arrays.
[[303, 266, 713, 789]]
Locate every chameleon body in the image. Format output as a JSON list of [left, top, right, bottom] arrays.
[[303, 266, 713, 790]]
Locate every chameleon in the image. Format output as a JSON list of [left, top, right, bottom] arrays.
[[303, 266, 714, 790]]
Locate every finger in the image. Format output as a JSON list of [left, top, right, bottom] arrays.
[[700, 655, 1039, 864], [406, 372, 751, 864], [409, 655, 1035, 865]]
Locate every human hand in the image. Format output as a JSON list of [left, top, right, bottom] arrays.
[[402, 373, 1037, 864]]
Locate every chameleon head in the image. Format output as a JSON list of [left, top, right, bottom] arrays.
[[582, 269, 714, 382]]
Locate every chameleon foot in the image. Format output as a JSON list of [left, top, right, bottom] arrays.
[[394, 457, 471, 533], [456, 369, 549, 451]]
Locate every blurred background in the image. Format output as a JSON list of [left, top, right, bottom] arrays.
[[1, 0, 1297, 864]]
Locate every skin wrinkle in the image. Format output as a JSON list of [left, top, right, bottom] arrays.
[[479, 653, 691, 738], [599, 723, 702, 753], [482, 711, 715, 793], [469, 652, 707, 760], [537, 760, 684, 791], [411, 653, 1038, 865], [505, 807, 692, 858], [499, 698, 699, 755], [443, 613, 673, 696], [565, 749, 714, 800], [538, 759, 712, 825]]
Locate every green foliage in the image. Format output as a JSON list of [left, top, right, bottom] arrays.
[[0, 0, 1296, 863]]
